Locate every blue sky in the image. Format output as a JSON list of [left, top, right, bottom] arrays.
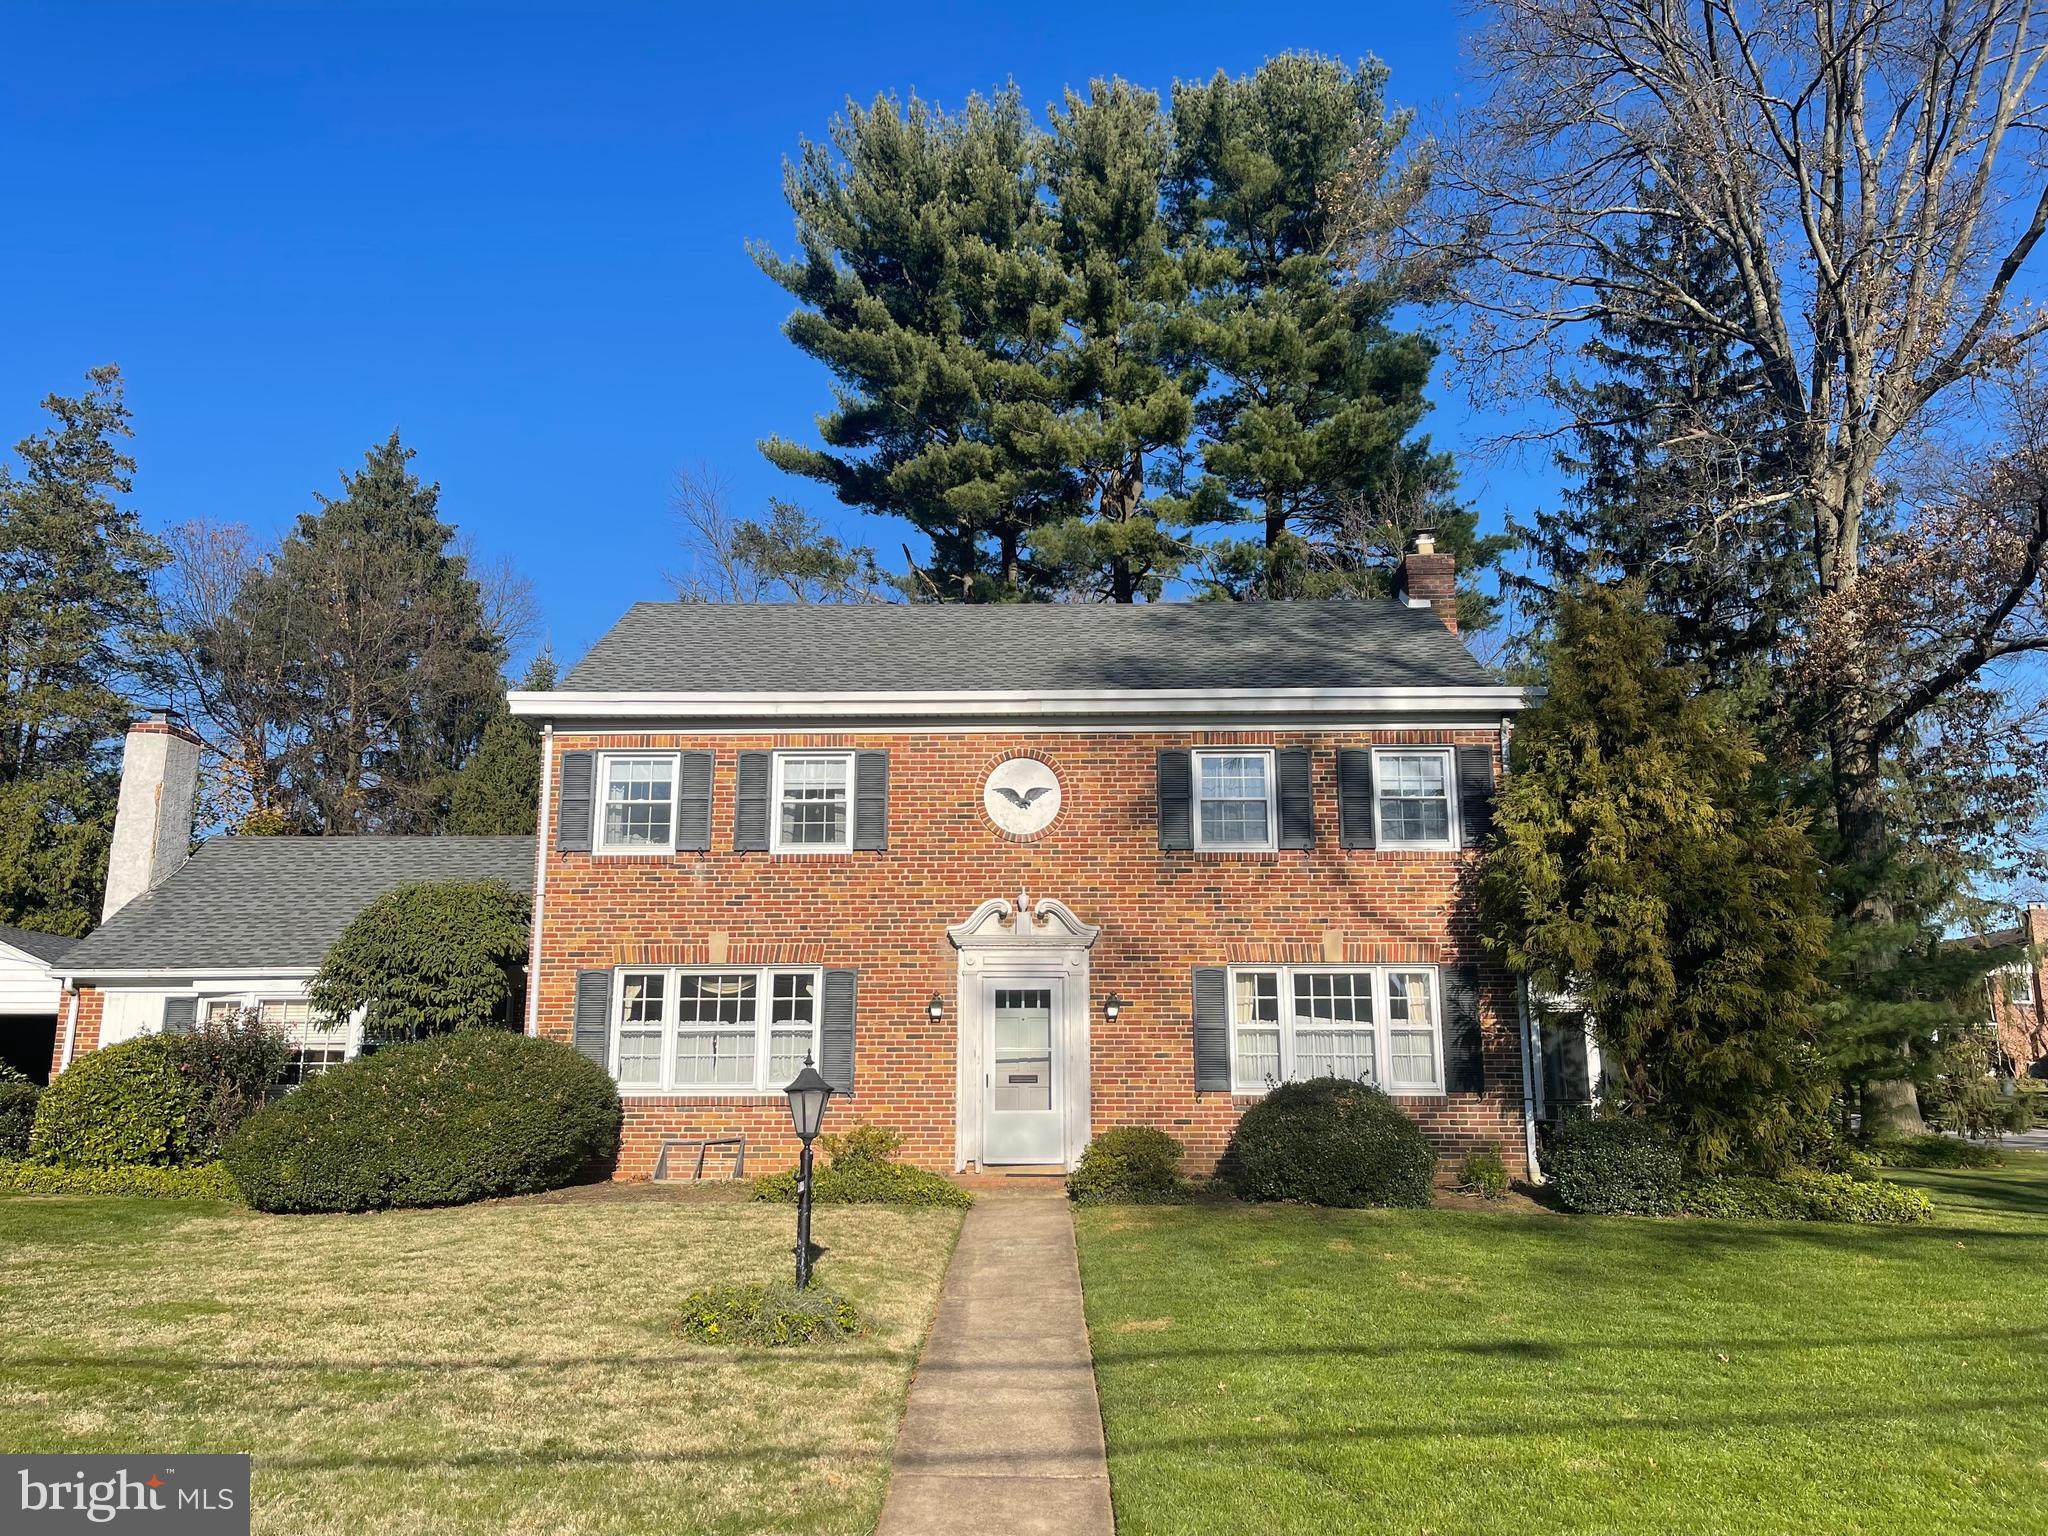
[[3, 1, 1536, 672]]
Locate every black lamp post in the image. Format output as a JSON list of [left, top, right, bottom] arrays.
[[783, 1053, 835, 1290]]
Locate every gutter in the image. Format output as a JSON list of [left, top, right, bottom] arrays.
[[1517, 979, 1543, 1184]]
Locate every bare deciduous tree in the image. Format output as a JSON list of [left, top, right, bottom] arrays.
[[669, 464, 891, 604], [1442, 0, 2048, 868]]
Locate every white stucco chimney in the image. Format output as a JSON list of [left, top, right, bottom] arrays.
[[102, 707, 202, 921]]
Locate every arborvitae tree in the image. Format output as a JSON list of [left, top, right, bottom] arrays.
[[754, 88, 1068, 601], [1168, 56, 1502, 609], [243, 433, 507, 833], [0, 366, 167, 934], [1479, 585, 1832, 1172], [1522, 190, 1809, 685], [446, 652, 555, 836]]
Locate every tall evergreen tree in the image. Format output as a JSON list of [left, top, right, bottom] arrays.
[[1479, 585, 1832, 1172], [1168, 56, 1499, 609], [0, 366, 166, 934], [754, 88, 1068, 600], [242, 433, 506, 833], [446, 651, 555, 836], [1524, 191, 1809, 685]]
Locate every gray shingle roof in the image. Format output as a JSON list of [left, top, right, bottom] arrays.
[[0, 925, 77, 966], [559, 601, 1495, 694], [59, 836, 533, 977]]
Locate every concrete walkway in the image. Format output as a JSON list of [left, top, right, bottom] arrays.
[[875, 1187, 1114, 1535]]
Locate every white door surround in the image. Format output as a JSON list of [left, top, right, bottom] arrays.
[[948, 892, 1100, 1170]]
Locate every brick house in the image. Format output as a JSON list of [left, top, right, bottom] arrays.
[[1959, 903, 2048, 1077], [511, 541, 1540, 1179]]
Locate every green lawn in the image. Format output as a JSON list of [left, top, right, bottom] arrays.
[[0, 1187, 963, 1536], [1076, 1155, 2048, 1536]]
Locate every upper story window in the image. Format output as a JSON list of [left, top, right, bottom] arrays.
[[1374, 748, 1458, 849], [1194, 749, 1276, 851], [612, 966, 821, 1095], [596, 753, 679, 854], [1229, 964, 1444, 1096], [2005, 966, 2036, 1006], [773, 751, 854, 854]]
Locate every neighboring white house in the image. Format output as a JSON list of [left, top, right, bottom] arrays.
[[0, 924, 75, 1083]]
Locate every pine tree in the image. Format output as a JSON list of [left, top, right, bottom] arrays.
[[1168, 56, 1499, 608], [754, 88, 1068, 600], [244, 433, 506, 833], [1523, 190, 1809, 684], [0, 366, 167, 934], [1479, 585, 1832, 1172], [446, 652, 555, 836]]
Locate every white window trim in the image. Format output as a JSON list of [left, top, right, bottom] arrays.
[[609, 964, 824, 1097], [769, 750, 856, 855], [1226, 963, 1447, 1097], [2002, 964, 2036, 1006], [594, 750, 682, 857], [1191, 747, 1278, 852], [1371, 746, 1461, 851], [195, 992, 358, 1077]]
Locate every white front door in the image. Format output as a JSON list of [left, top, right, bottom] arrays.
[[981, 975, 1065, 1165]]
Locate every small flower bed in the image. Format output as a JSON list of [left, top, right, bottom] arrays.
[[673, 1281, 862, 1347]]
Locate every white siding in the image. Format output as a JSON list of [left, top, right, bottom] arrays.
[[0, 944, 62, 1016], [99, 991, 167, 1046]]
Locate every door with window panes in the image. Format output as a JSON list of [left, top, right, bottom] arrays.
[[980, 974, 1067, 1164]]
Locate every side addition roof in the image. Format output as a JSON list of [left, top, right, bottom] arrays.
[[59, 836, 534, 979], [0, 925, 77, 968]]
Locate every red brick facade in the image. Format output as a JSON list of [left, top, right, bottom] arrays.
[[530, 726, 1531, 1181], [1987, 904, 2048, 1077]]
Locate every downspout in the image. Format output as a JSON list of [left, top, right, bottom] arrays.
[[524, 722, 554, 1036], [1499, 710, 1542, 1183], [1517, 978, 1543, 1183], [58, 985, 79, 1073]]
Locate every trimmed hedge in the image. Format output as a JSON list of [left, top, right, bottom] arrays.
[[1545, 1115, 1684, 1215], [223, 1031, 621, 1213], [0, 1158, 241, 1201], [1676, 1170, 1933, 1224], [30, 1036, 197, 1167], [1864, 1134, 2004, 1170], [1225, 1078, 1437, 1209], [0, 1079, 38, 1158], [1068, 1127, 1190, 1204]]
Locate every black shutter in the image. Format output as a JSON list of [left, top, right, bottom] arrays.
[[676, 751, 713, 852], [1157, 750, 1193, 850], [1457, 746, 1498, 849], [556, 751, 594, 852], [1337, 748, 1376, 848], [162, 996, 197, 1035], [1443, 964, 1484, 1094], [852, 751, 889, 851], [733, 751, 771, 852], [1276, 748, 1313, 849], [820, 969, 857, 1095], [1193, 966, 1230, 1091], [572, 970, 612, 1072]]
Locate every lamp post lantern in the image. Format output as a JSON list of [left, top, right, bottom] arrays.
[[783, 1054, 835, 1289]]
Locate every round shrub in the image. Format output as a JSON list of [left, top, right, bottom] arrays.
[[223, 1030, 620, 1213], [1067, 1127, 1188, 1204], [1545, 1115, 1683, 1215], [1224, 1078, 1437, 1208], [30, 1036, 197, 1167]]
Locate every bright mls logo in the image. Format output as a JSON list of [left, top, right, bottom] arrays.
[[5, 1455, 249, 1534]]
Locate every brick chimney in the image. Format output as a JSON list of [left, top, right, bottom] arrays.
[[102, 707, 202, 921], [1395, 531, 1458, 633]]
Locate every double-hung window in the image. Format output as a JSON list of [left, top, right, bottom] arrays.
[[1228, 964, 1444, 1095], [598, 753, 679, 854], [610, 966, 822, 1094], [2005, 966, 2036, 1006], [199, 995, 349, 1085], [1373, 748, 1458, 849], [772, 751, 853, 853], [1193, 749, 1276, 851]]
